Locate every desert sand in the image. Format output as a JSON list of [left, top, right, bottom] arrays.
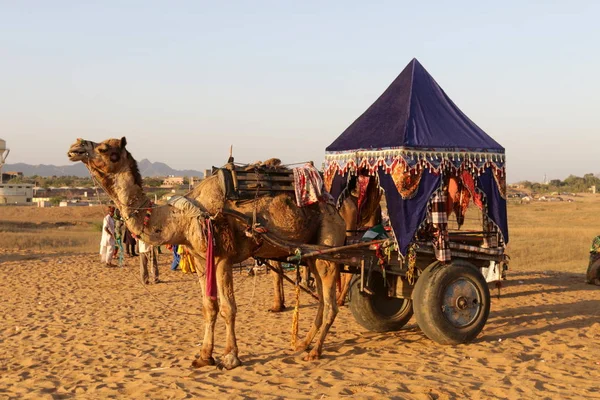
[[0, 249, 598, 399]]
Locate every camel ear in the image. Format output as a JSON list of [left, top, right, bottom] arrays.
[[120, 137, 127, 149]]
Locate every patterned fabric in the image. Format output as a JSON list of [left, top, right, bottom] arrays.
[[323, 170, 335, 193], [356, 175, 370, 222], [293, 163, 324, 207], [461, 170, 483, 210], [493, 166, 507, 199], [390, 160, 423, 200], [427, 191, 450, 262]]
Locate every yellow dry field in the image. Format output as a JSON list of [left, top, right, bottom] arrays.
[[0, 206, 105, 257], [506, 194, 599, 273]]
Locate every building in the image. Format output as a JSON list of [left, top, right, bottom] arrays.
[[162, 175, 184, 186], [0, 183, 34, 204], [1, 171, 23, 182]]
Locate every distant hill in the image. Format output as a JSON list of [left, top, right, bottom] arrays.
[[3, 159, 204, 178]]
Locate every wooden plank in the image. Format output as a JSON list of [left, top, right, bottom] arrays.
[[238, 183, 294, 191], [235, 175, 294, 182]]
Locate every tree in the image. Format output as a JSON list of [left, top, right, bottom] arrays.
[[549, 179, 562, 187]]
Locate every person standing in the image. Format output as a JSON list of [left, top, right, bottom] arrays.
[[139, 238, 159, 284], [113, 208, 124, 260], [100, 206, 116, 267], [166, 244, 180, 271], [123, 227, 138, 257]]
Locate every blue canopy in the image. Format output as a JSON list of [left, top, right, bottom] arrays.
[[324, 58, 508, 257], [327, 58, 504, 153]]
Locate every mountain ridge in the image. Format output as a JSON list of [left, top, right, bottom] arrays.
[[2, 159, 205, 178]]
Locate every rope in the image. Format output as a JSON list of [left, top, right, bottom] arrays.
[[290, 258, 301, 350]]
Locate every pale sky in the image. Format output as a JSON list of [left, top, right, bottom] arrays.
[[1, 1, 598, 182]]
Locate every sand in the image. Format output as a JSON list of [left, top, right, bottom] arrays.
[[0, 251, 599, 399]]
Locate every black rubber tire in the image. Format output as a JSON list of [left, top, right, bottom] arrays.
[[413, 260, 490, 345], [586, 258, 600, 285], [349, 273, 414, 332]]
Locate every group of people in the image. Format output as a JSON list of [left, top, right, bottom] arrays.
[[99, 205, 166, 285]]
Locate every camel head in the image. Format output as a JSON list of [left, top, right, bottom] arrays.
[[67, 137, 130, 174]]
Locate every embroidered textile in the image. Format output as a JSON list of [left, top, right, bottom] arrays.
[[356, 175, 370, 221], [461, 170, 483, 210], [390, 161, 422, 199], [293, 163, 324, 207], [323, 170, 335, 193], [493, 166, 507, 199]]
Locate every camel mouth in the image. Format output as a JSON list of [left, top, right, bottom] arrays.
[[67, 149, 87, 161]]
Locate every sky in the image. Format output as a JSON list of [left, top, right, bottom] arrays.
[[1, 1, 599, 182]]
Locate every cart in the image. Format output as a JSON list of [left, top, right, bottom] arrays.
[[275, 59, 508, 345]]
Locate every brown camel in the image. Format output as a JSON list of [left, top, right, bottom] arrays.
[[67, 137, 346, 369], [335, 173, 383, 306], [269, 171, 383, 311]]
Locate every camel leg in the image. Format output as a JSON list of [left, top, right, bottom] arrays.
[[192, 258, 218, 368], [295, 260, 324, 352], [269, 261, 286, 312], [305, 259, 339, 361], [337, 273, 352, 306], [300, 266, 311, 289], [215, 258, 241, 370], [338, 199, 357, 306], [300, 203, 345, 361]]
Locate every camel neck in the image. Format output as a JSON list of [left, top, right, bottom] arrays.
[[90, 164, 149, 236], [115, 175, 149, 236]]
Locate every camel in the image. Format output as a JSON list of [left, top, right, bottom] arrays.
[[269, 171, 383, 311], [335, 172, 383, 306], [67, 137, 346, 369]]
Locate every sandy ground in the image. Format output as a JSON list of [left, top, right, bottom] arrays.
[[0, 251, 599, 399]]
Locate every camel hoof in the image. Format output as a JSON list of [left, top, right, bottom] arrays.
[[216, 353, 241, 370], [191, 356, 215, 368], [268, 305, 286, 313], [303, 351, 321, 362]]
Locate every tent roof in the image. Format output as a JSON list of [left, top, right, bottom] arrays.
[[326, 58, 504, 154]]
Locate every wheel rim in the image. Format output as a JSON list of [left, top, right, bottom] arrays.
[[441, 278, 482, 327]]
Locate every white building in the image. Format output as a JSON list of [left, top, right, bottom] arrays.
[[0, 183, 34, 204], [163, 175, 184, 186]]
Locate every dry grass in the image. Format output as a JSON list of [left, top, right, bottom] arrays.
[[506, 194, 600, 273], [1, 196, 599, 273], [0, 206, 104, 253]]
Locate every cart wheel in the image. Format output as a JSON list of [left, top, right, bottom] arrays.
[[348, 273, 413, 332], [413, 260, 490, 345]]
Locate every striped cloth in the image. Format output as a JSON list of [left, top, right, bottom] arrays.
[[427, 191, 451, 263]]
